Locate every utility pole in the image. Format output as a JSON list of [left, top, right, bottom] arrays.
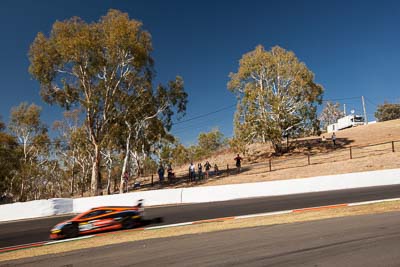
[[361, 95, 368, 125], [343, 103, 346, 116]]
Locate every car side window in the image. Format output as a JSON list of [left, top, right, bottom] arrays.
[[81, 210, 107, 219]]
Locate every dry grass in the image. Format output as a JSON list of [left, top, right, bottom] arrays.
[[2, 200, 400, 262], [133, 120, 400, 189]]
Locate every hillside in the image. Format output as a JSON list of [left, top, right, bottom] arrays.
[[135, 119, 400, 190]]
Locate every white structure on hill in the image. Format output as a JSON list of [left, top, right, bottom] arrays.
[[327, 114, 365, 133]]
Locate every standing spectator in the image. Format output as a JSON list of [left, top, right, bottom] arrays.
[[331, 132, 337, 148], [189, 162, 195, 182], [214, 163, 219, 176], [197, 163, 203, 180], [234, 154, 243, 173], [204, 161, 211, 179], [157, 164, 165, 184], [167, 164, 174, 181]]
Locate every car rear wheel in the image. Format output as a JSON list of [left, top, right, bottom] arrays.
[[64, 224, 79, 238], [122, 218, 140, 229]]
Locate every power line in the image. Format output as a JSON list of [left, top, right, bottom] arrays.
[[322, 96, 360, 102], [364, 97, 379, 107], [171, 104, 236, 126]]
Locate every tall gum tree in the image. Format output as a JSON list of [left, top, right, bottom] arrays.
[[29, 10, 186, 195], [228, 45, 323, 153]]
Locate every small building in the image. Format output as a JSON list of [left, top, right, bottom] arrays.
[[327, 123, 338, 133], [327, 115, 364, 133]]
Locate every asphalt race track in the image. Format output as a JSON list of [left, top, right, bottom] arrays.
[[4, 211, 400, 266], [1, 184, 400, 248]]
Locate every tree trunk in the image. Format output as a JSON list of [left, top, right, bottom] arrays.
[[106, 162, 112, 195], [20, 180, 25, 202], [90, 143, 102, 196], [120, 131, 131, 194], [70, 164, 75, 196], [120, 150, 129, 193]]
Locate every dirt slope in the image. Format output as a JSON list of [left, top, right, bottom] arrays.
[[136, 119, 400, 189]]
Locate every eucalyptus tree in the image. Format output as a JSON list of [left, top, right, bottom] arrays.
[[0, 118, 21, 201], [8, 103, 49, 201], [319, 101, 344, 129], [29, 9, 187, 195], [116, 77, 187, 193], [53, 109, 83, 195], [228, 45, 323, 153], [375, 102, 400, 122]]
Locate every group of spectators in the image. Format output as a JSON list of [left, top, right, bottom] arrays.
[[157, 154, 244, 184], [188, 161, 219, 181], [157, 164, 175, 184]]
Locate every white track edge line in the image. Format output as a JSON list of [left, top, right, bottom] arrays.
[[145, 222, 194, 230], [45, 235, 95, 245], [235, 210, 293, 219], [348, 197, 400, 206]]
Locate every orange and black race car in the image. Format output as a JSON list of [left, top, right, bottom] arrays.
[[50, 200, 144, 239]]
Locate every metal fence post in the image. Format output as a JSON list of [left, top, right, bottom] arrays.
[[307, 153, 310, 165], [227, 164, 230, 176], [151, 174, 154, 187], [269, 159, 272, 172], [392, 141, 395, 152], [350, 146, 353, 159]]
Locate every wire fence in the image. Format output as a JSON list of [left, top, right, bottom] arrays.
[[237, 140, 400, 177]]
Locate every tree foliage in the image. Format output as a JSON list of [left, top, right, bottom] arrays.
[[0, 117, 21, 202], [8, 103, 51, 201], [197, 128, 226, 155], [375, 102, 400, 122], [228, 45, 323, 152], [319, 101, 344, 129], [29, 9, 187, 195]]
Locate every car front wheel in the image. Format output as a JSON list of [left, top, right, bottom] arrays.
[[63, 224, 79, 238]]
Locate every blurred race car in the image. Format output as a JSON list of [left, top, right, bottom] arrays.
[[50, 200, 144, 240]]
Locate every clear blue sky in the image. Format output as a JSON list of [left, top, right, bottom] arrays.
[[1, 0, 399, 145]]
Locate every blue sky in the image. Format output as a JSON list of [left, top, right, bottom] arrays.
[[0, 0, 399, 145]]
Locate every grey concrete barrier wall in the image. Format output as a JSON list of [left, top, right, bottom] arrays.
[[0, 198, 73, 222], [181, 168, 400, 203]]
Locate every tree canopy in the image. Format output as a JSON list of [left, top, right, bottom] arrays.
[[228, 45, 323, 152], [29, 9, 187, 195], [375, 102, 400, 122], [319, 101, 344, 129]]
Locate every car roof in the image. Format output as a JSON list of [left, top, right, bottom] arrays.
[[89, 206, 138, 210]]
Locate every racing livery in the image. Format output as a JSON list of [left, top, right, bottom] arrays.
[[50, 200, 144, 239]]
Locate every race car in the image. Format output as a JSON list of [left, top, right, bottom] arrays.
[[50, 200, 144, 240]]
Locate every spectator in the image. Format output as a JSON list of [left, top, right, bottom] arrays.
[[167, 164, 175, 180], [157, 164, 165, 184], [189, 162, 195, 182], [234, 154, 243, 173], [204, 161, 211, 179], [331, 132, 337, 148], [197, 163, 203, 180], [214, 163, 219, 176]]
